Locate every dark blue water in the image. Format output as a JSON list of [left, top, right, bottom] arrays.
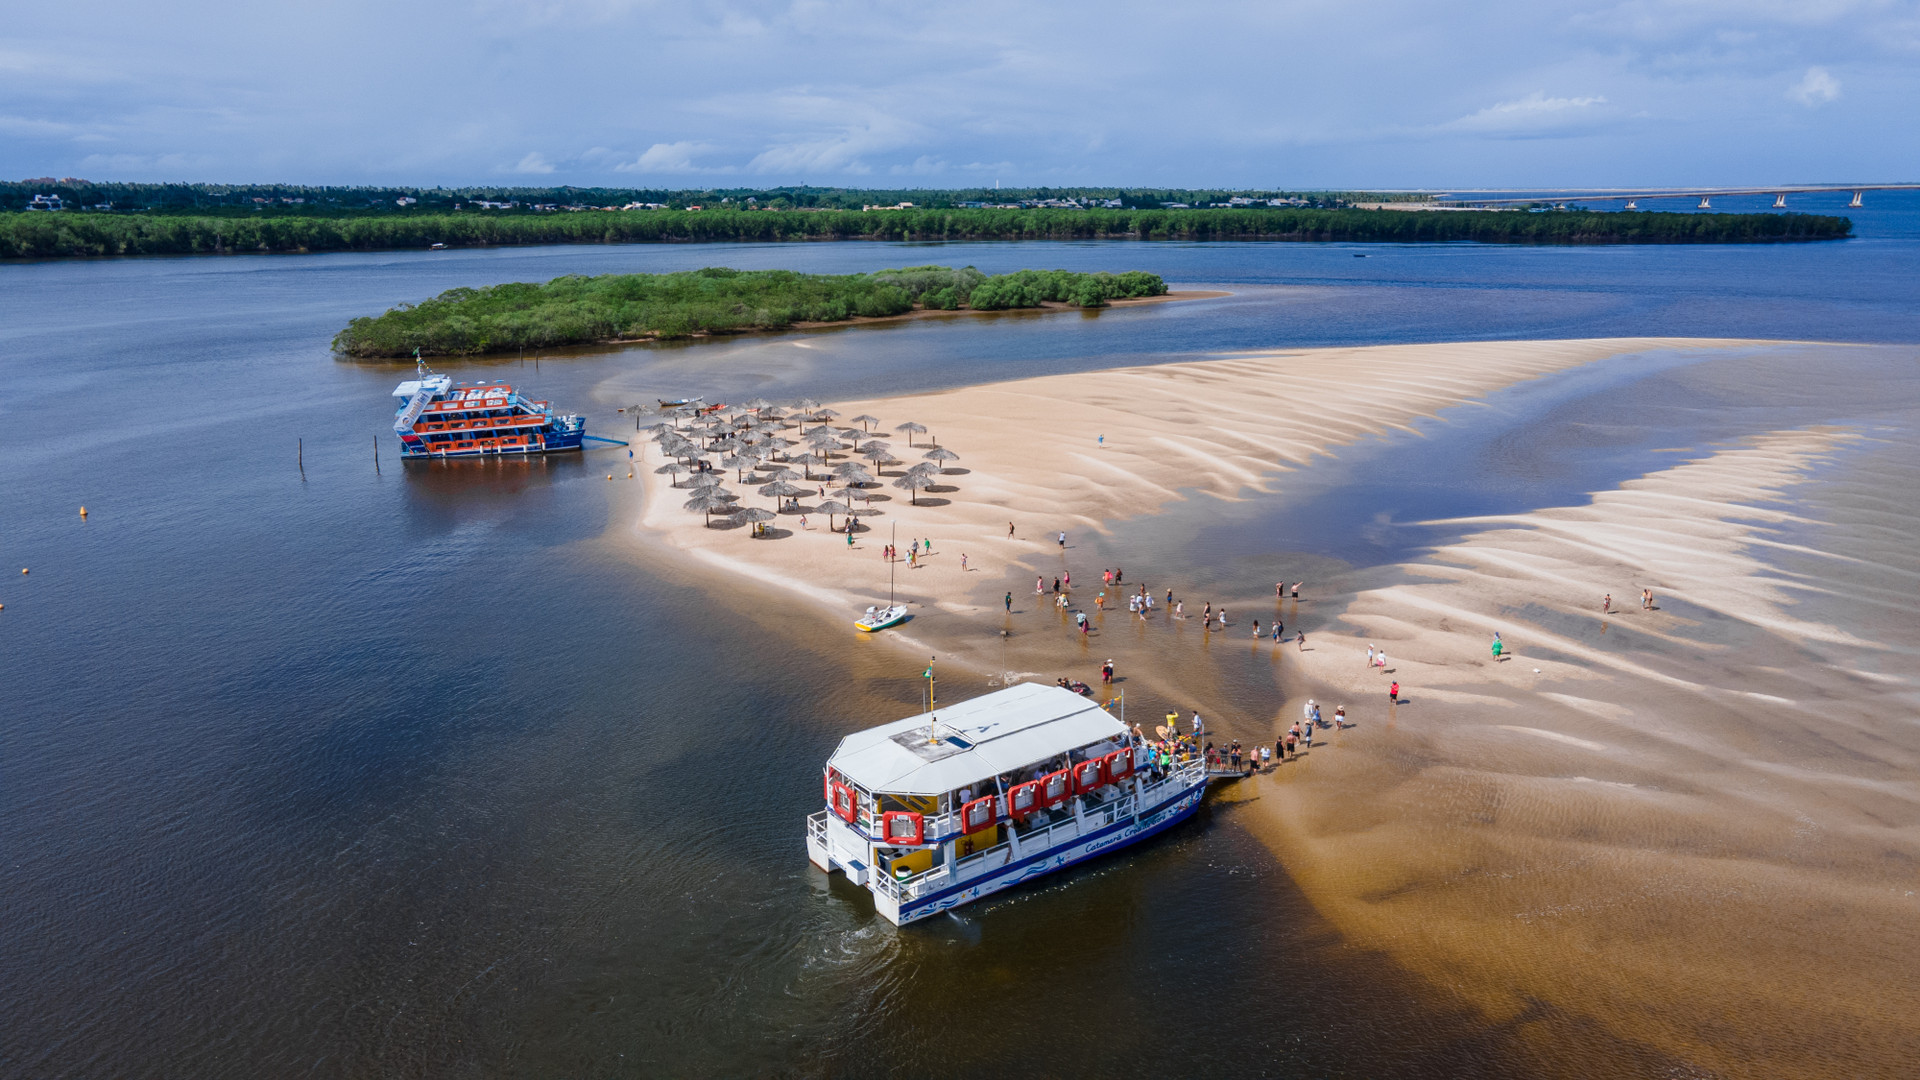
[[3, 208, 1917, 1077]]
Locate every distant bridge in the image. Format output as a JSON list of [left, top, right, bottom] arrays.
[[1432, 184, 1920, 210]]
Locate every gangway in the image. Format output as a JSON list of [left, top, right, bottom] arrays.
[[393, 387, 434, 434]]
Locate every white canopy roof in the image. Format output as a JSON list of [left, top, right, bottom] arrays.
[[826, 682, 1125, 797]]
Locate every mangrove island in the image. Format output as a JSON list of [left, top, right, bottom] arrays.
[[331, 266, 1171, 357]]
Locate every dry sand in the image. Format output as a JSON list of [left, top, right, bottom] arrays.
[[629, 338, 1748, 634], [615, 336, 1920, 1076]]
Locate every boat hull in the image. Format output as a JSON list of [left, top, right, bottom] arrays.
[[398, 427, 585, 458], [892, 783, 1204, 924], [854, 605, 908, 632], [808, 777, 1207, 926]]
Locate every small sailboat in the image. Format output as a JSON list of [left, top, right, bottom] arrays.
[[856, 525, 909, 631]]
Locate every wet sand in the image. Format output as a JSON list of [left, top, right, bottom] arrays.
[[617, 337, 1920, 1076], [1244, 425, 1920, 1078]]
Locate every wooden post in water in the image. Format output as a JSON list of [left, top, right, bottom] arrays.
[[298, 438, 304, 470], [373, 434, 380, 473]]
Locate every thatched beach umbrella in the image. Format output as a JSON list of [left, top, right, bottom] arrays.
[[793, 397, 822, 412], [686, 472, 724, 490], [789, 451, 828, 481], [684, 489, 738, 524], [758, 479, 810, 511], [894, 421, 927, 447], [653, 462, 689, 486], [850, 413, 881, 432], [744, 397, 773, 411], [738, 506, 777, 537], [815, 498, 850, 532], [892, 472, 934, 506], [922, 447, 960, 467]]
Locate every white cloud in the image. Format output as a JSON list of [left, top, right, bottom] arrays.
[[1447, 92, 1610, 134], [889, 155, 947, 176], [513, 151, 556, 173], [615, 140, 716, 173], [1788, 65, 1841, 105]]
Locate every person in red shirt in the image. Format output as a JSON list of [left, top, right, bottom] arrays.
[[1389, 681, 1400, 705]]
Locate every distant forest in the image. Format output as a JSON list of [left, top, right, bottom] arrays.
[[332, 266, 1170, 357], [0, 206, 1850, 259], [0, 179, 1373, 214]]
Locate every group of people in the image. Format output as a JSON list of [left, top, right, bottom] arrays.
[[1201, 697, 1348, 775], [1600, 589, 1658, 614]]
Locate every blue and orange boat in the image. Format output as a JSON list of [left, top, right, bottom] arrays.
[[392, 366, 585, 458]]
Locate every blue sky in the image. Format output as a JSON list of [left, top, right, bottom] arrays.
[[4, 0, 1916, 187]]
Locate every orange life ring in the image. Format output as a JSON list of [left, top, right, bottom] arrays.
[[1103, 749, 1134, 785], [1072, 759, 1105, 795], [829, 780, 858, 823], [881, 810, 924, 846], [961, 795, 1000, 834]]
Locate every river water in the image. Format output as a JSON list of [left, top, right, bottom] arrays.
[[3, 195, 1917, 1077]]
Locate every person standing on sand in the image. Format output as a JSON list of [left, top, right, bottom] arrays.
[[1602, 593, 1612, 614], [846, 531, 854, 550], [1389, 681, 1400, 705], [908, 548, 917, 569], [923, 538, 931, 555], [1292, 582, 1302, 599], [1102, 660, 1114, 684], [1260, 744, 1271, 770], [1218, 607, 1228, 626], [1376, 648, 1387, 669], [1285, 729, 1298, 760], [1273, 621, 1283, 642], [1201, 602, 1212, 625], [1052, 577, 1060, 595], [1103, 569, 1112, 588], [1036, 576, 1044, 594], [1114, 567, 1123, 584], [1058, 531, 1066, 550], [1334, 706, 1346, 730], [1643, 588, 1654, 610], [1277, 582, 1285, 600], [960, 554, 968, 572], [1004, 592, 1013, 612], [1008, 522, 1015, 539], [1297, 631, 1307, 652], [1491, 634, 1503, 660], [1366, 644, 1376, 667], [1064, 570, 1071, 591], [1097, 434, 1105, 448]]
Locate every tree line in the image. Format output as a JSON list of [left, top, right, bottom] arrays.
[[1, 206, 1851, 259], [331, 265, 1171, 357]]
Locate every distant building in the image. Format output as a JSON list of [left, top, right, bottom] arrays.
[[26, 194, 62, 211], [395, 197, 417, 206]]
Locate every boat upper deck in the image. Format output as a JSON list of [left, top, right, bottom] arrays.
[[826, 682, 1125, 797]]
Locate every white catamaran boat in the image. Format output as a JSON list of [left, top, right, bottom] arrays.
[[806, 682, 1209, 925]]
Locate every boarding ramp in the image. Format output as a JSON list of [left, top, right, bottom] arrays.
[[394, 387, 434, 435]]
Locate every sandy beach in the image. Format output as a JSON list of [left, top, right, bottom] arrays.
[[613, 336, 1920, 1076]]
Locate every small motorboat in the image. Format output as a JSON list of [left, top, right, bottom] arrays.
[[856, 604, 908, 632]]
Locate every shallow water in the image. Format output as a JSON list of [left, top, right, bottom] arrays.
[[3, 214, 1918, 1076]]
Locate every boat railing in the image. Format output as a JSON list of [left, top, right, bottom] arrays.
[[806, 810, 828, 848]]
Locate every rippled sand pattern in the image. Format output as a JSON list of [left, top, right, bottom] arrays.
[[1249, 427, 1920, 1078]]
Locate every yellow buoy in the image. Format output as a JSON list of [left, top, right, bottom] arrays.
[[19, 568, 26, 575], [79, 506, 88, 517], [607, 474, 614, 480]]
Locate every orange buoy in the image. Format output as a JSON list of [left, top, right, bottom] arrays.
[[19, 568, 25, 575], [79, 506, 88, 517], [607, 474, 614, 480]]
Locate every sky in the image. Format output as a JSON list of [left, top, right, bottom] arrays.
[[4, 0, 1917, 189]]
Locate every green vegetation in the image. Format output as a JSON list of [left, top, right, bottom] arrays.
[[331, 266, 1170, 358], [0, 205, 1849, 259]]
